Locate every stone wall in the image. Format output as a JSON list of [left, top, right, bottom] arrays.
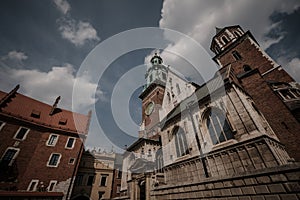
[[151, 163, 300, 200]]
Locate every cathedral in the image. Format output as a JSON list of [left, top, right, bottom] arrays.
[[117, 25, 300, 200]]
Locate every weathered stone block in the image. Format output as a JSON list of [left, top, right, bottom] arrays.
[[279, 194, 298, 200], [270, 174, 287, 182], [284, 182, 300, 192], [256, 176, 271, 184], [241, 186, 255, 195], [233, 179, 245, 186], [285, 172, 300, 181], [264, 195, 280, 200], [268, 183, 286, 193], [231, 188, 242, 196], [254, 185, 269, 194], [244, 177, 257, 185], [252, 196, 265, 200], [221, 188, 231, 196]]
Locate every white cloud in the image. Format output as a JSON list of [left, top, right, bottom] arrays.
[[0, 50, 28, 69], [58, 18, 100, 46], [157, 0, 300, 79], [6, 63, 102, 112], [7, 50, 28, 61], [53, 0, 70, 15]]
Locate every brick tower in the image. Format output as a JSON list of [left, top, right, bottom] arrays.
[[210, 25, 300, 160]]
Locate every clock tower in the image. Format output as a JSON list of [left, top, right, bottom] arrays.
[[139, 53, 167, 138]]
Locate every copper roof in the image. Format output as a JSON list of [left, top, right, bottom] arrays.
[[0, 88, 91, 135]]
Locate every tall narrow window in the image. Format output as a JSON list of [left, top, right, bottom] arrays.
[[47, 180, 57, 192], [100, 174, 108, 186], [65, 137, 75, 149], [47, 153, 61, 167], [176, 83, 181, 94], [206, 110, 234, 145], [149, 74, 153, 82], [47, 134, 59, 146], [172, 126, 188, 157], [155, 148, 164, 173], [14, 127, 29, 140], [222, 36, 229, 44], [75, 174, 83, 186], [87, 175, 94, 186], [1, 148, 19, 166], [232, 51, 242, 60], [27, 180, 39, 191]]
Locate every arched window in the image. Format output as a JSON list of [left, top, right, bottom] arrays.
[[206, 109, 234, 145], [222, 36, 229, 44], [172, 126, 189, 157], [167, 92, 171, 103], [155, 148, 163, 173]]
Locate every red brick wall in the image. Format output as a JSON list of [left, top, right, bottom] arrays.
[[215, 36, 300, 161]]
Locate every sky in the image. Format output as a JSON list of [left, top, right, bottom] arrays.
[[0, 0, 299, 152]]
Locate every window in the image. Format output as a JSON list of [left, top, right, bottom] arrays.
[[75, 174, 83, 186], [27, 180, 39, 191], [0, 121, 5, 131], [234, 31, 240, 37], [47, 153, 61, 167], [162, 72, 167, 80], [176, 83, 181, 94], [206, 109, 234, 145], [232, 51, 242, 60], [243, 65, 252, 72], [87, 175, 94, 186], [100, 174, 108, 186], [47, 180, 57, 192], [69, 158, 75, 164], [172, 126, 189, 157], [148, 149, 152, 157], [65, 137, 75, 149], [155, 148, 164, 173], [1, 148, 19, 166], [117, 170, 122, 179], [222, 36, 229, 44], [47, 134, 59, 146], [14, 127, 29, 140], [167, 92, 171, 103]]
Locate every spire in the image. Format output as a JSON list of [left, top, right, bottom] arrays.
[[150, 52, 163, 65]]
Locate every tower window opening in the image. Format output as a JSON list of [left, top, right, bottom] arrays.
[[222, 36, 229, 44], [149, 74, 153, 82], [234, 31, 240, 37], [232, 51, 242, 60]]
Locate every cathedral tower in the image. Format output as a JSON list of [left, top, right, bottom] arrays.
[[138, 53, 167, 138], [210, 25, 300, 160]]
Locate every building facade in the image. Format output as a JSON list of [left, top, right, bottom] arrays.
[[71, 149, 123, 200], [0, 85, 91, 200], [118, 25, 300, 200]]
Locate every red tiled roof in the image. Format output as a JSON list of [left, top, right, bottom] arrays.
[[0, 90, 91, 135]]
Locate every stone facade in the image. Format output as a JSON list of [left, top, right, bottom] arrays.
[[117, 25, 300, 200], [71, 149, 122, 200]]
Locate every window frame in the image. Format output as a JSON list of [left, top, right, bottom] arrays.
[[172, 126, 189, 158], [47, 180, 57, 192], [1, 147, 20, 166], [27, 179, 39, 191], [65, 137, 76, 149], [14, 126, 30, 141], [100, 174, 108, 187], [232, 50, 242, 61], [46, 134, 59, 147], [87, 175, 95, 186], [47, 153, 62, 167], [205, 109, 234, 145]]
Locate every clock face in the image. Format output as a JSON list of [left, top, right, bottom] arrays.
[[145, 102, 154, 116]]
